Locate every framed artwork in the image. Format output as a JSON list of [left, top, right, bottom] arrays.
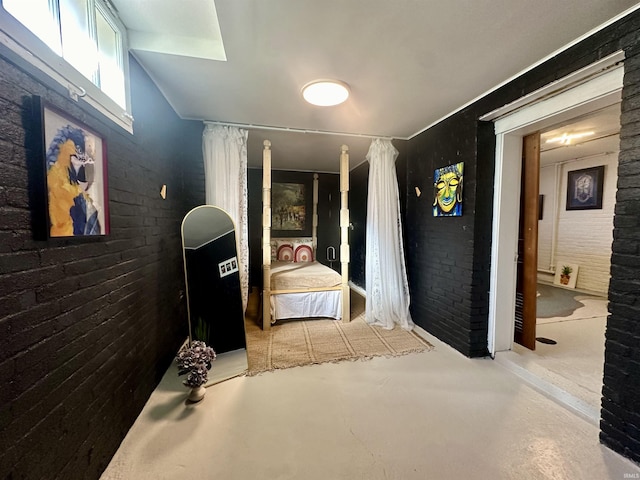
[[566, 166, 604, 211], [272, 181, 309, 235], [553, 262, 579, 289], [34, 97, 109, 237], [433, 162, 464, 217]]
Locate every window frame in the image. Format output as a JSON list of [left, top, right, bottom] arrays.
[[0, 0, 133, 133]]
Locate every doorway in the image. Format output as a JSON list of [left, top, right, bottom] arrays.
[[511, 105, 620, 415], [486, 56, 623, 355], [515, 105, 620, 353], [485, 54, 623, 421]]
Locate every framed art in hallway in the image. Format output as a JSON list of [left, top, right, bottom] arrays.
[[566, 166, 604, 210], [34, 96, 110, 238]]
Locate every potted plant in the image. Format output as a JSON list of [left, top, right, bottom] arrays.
[[175, 340, 216, 402], [560, 265, 573, 285]]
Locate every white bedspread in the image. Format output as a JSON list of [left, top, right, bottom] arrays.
[[270, 290, 342, 321], [270, 261, 341, 291]]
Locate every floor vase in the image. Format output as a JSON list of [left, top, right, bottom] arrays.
[[188, 385, 206, 402]]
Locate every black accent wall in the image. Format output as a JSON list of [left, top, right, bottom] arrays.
[[406, 112, 488, 356], [403, 9, 640, 463], [316, 172, 341, 271], [349, 161, 368, 289], [0, 48, 203, 479]]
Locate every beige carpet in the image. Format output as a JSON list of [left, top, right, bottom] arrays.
[[245, 292, 432, 375]]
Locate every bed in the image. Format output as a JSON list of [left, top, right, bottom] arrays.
[[269, 260, 342, 321], [261, 140, 351, 329]]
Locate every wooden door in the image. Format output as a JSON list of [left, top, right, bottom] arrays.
[[514, 132, 540, 350]]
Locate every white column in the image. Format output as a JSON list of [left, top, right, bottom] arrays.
[[262, 140, 272, 330], [340, 145, 350, 322]]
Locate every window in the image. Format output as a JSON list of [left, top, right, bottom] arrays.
[[1, 0, 132, 132]]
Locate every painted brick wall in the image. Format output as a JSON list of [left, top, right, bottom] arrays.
[[0, 47, 203, 479], [406, 112, 493, 357], [349, 161, 368, 289], [601, 32, 640, 463]]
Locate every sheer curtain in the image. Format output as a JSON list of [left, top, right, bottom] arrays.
[[202, 124, 249, 310], [365, 138, 414, 330]]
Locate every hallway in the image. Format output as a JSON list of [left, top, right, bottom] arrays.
[[101, 327, 637, 480]]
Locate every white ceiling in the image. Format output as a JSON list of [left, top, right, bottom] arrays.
[[110, 0, 638, 172], [540, 103, 621, 166]]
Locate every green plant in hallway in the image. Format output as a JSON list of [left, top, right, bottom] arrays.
[[560, 265, 573, 285]]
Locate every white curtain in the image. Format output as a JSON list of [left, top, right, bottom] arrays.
[[202, 124, 249, 310], [365, 138, 414, 330]]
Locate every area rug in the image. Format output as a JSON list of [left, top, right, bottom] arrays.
[[536, 283, 601, 318], [244, 294, 432, 375]]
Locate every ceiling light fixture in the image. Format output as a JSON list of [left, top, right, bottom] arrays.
[[545, 131, 595, 145], [302, 80, 350, 106]]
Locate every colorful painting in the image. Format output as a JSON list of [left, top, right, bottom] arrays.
[[433, 162, 464, 217], [553, 262, 579, 289], [272, 182, 306, 231], [38, 98, 109, 237], [566, 166, 604, 210]]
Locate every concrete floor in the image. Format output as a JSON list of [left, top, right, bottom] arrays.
[[496, 290, 609, 424], [101, 325, 639, 480]]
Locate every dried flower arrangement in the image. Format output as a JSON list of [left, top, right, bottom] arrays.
[[175, 340, 217, 388]]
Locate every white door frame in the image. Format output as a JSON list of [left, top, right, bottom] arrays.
[[485, 56, 624, 355]]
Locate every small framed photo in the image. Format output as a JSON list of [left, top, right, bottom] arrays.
[[566, 166, 604, 211], [34, 96, 109, 237]]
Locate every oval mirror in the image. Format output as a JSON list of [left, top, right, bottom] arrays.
[[181, 205, 247, 384]]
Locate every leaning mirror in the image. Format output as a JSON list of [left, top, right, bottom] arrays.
[[181, 205, 248, 384]]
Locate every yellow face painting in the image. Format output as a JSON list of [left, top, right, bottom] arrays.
[[433, 162, 463, 217]]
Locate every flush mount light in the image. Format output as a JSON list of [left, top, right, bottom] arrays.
[[302, 80, 350, 106], [545, 131, 595, 145]]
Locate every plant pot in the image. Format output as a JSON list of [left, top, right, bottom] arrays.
[[188, 385, 206, 403]]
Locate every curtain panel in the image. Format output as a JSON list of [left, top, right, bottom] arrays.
[[202, 124, 249, 310], [365, 138, 413, 330]]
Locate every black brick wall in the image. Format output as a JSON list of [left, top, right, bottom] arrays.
[[407, 111, 485, 356], [403, 8, 640, 462], [0, 46, 203, 479], [602, 34, 640, 464], [349, 161, 368, 289]]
